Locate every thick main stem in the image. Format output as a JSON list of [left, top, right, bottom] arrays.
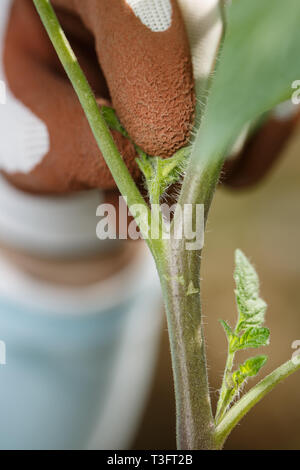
[[153, 156, 225, 450], [156, 241, 216, 450]]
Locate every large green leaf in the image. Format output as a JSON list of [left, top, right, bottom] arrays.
[[191, 0, 300, 166]]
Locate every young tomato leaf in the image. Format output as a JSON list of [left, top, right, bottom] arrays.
[[216, 250, 269, 424], [101, 106, 128, 137], [137, 148, 191, 205], [233, 249, 270, 341], [102, 106, 191, 204], [232, 355, 268, 389], [229, 327, 270, 353], [221, 355, 268, 416], [220, 319, 234, 338]]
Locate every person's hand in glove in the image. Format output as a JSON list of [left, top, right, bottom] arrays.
[[223, 104, 300, 189], [1, 0, 297, 195], [1, 0, 197, 193]]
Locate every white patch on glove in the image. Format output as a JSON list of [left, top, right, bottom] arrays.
[[125, 0, 172, 32], [0, 0, 49, 174]]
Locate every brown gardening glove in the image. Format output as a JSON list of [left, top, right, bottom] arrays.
[[2, 0, 297, 194], [223, 109, 300, 189], [2, 0, 195, 193]]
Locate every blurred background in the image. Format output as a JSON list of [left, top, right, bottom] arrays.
[[0, 0, 299, 452], [133, 121, 300, 450]]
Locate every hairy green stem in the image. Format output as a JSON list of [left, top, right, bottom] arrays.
[[215, 357, 300, 448], [155, 241, 216, 450], [153, 149, 226, 449]]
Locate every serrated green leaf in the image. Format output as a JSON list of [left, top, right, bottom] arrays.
[[236, 298, 267, 333], [232, 355, 268, 389], [101, 106, 190, 203], [234, 249, 260, 301], [136, 152, 153, 181], [220, 319, 234, 339], [234, 250, 268, 335], [218, 355, 268, 421], [101, 107, 190, 204], [137, 147, 190, 204], [230, 326, 270, 353], [220, 251, 270, 353], [101, 106, 128, 137], [236, 297, 267, 319], [217, 250, 270, 424]]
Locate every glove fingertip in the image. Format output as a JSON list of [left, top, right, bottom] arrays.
[[93, 0, 195, 157]]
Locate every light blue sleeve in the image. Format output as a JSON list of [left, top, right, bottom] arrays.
[[0, 249, 162, 450]]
